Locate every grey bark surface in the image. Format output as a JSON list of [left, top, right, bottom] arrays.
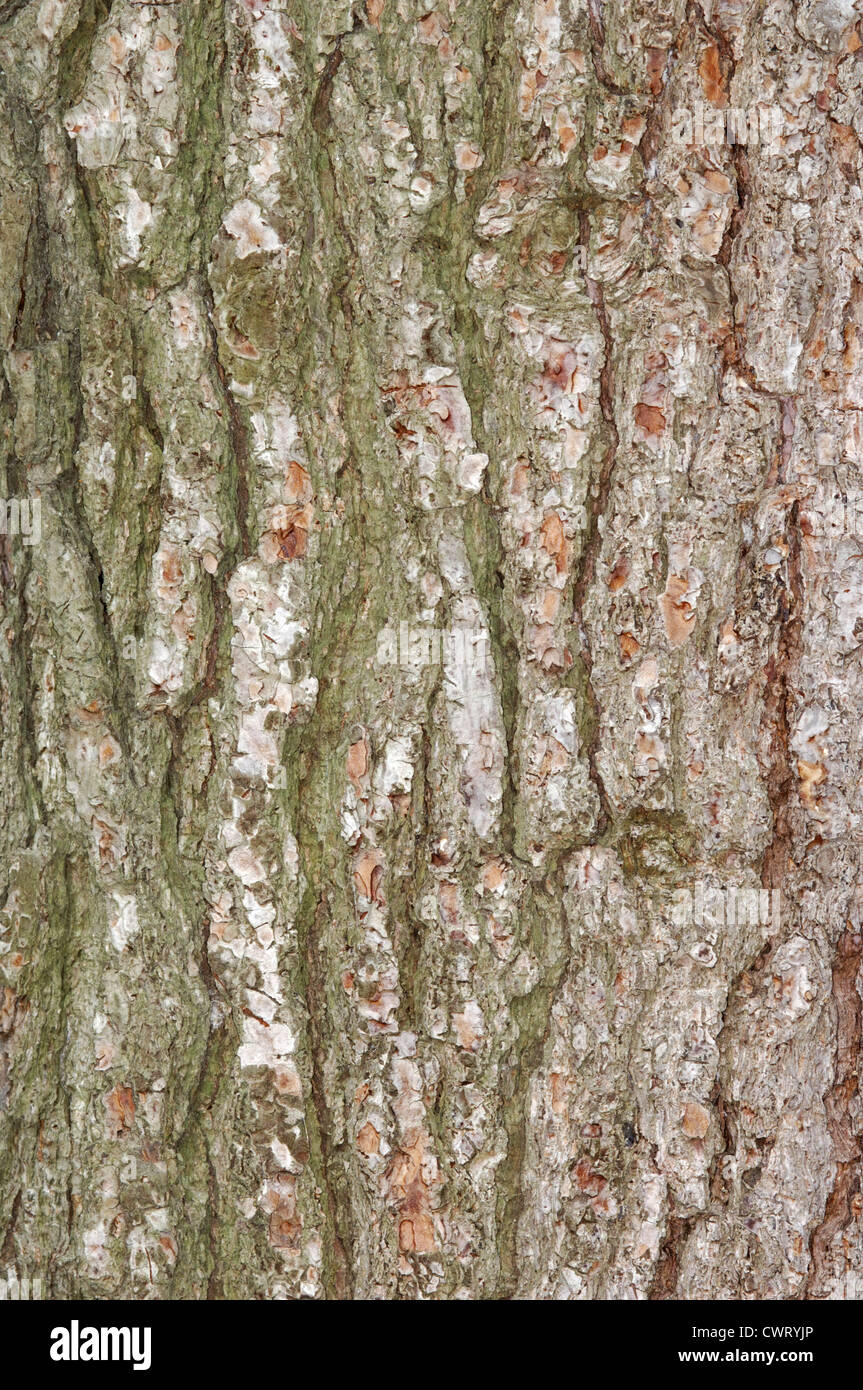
[[0, 0, 862, 1299]]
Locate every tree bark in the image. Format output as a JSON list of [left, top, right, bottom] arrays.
[[0, 0, 861, 1300]]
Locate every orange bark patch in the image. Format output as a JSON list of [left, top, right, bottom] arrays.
[[265, 1174, 301, 1249], [703, 170, 733, 196], [634, 402, 666, 439], [260, 502, 314, 563], [93, 818, 121, 869], [269, 1203, 301, 1250], [646, 47, 666, 95], [540, 587, 561, 620], [698, 44, 727, 106], [104, 1085, 135, 1138], [276, 505, 311, 560], [682, 1100, 710, 1139], [573, 1157, 607, 1196], [541, 510, 569, 574], [798, 759, 827, 810], [481, 859, 505, 891], [98, 735, 121, 766], [510, 460, 531, 495], [357, 1121, 380, 1155], [273, 1064, 302, 1096], [388, 1139, 438, 1254], [660, 574, 696, 647], [455, 141, 483, 170], [417, 11, 447, 43], [558, 119, 578, 153], [828, 121, 859, 180], [285, 460, 312, 504], [608, 554, 630, 592], [399, 1214, 435, 1252], [542, 344, 578, 395], [347, 738, 368, 786]]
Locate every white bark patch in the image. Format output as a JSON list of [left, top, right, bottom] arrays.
[[373, 737, 415, 797], [109, 894, 139, 952], [223, 199, 283, 258]]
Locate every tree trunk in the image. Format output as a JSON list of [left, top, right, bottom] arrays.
[[0, 0, 861, 1301]]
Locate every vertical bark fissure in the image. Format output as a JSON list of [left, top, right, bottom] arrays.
[[803, 929, 863, 1298], [572, 209, 618, 838], [302, 889, 352, 1300]]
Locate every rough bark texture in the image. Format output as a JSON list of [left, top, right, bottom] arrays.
[[1, 0, 862, 1301]]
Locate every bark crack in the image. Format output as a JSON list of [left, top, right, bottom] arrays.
[[201, 275, 251, 559], [802, 927, 863, 1298], [649, 1209, 695, 1300], [302, 889, 352, 1300], [585, 0, 625, 95], [570, 209, 619, 837]]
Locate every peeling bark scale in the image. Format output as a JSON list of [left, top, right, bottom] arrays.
[[0, 0, 861, 1301]]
